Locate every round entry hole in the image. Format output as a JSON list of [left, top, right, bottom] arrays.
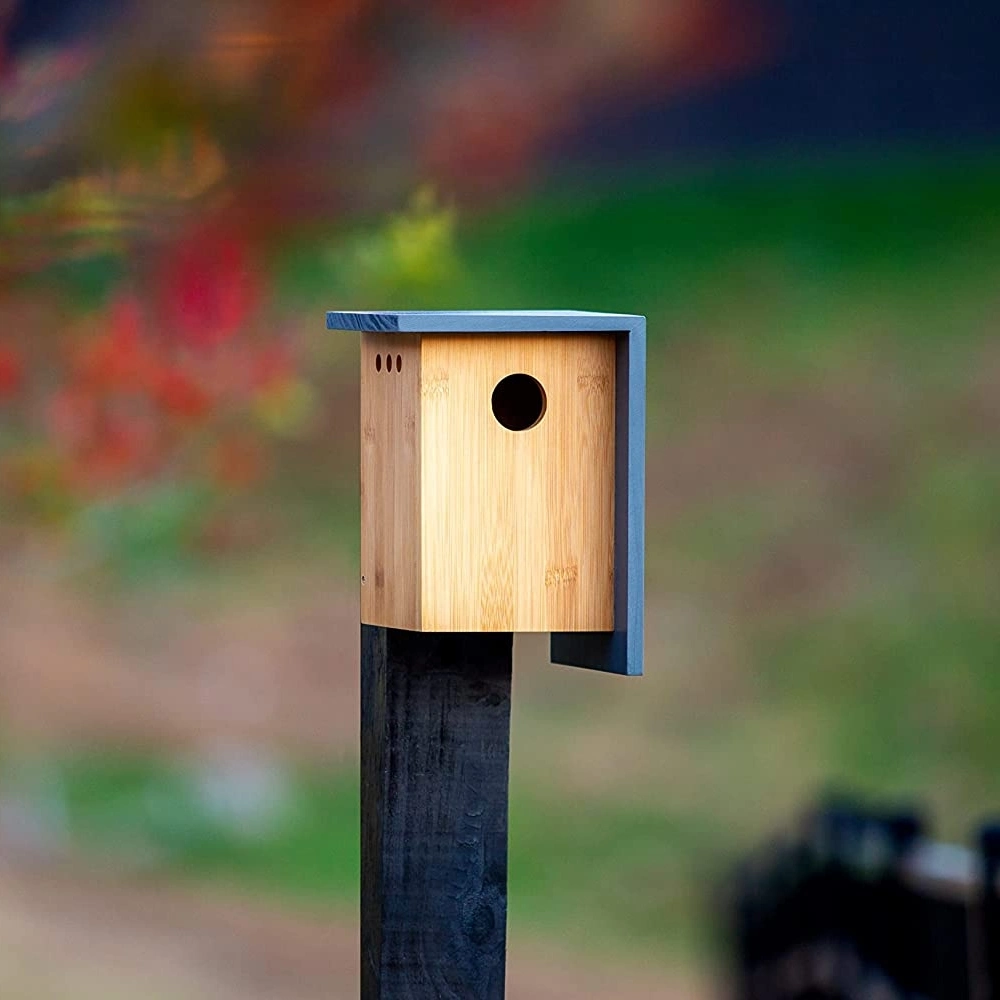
[[491, 373, 546, 431]]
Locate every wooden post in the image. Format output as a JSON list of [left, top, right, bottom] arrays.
[[329, 308, 647, 999], [361, 625, 513, 999]]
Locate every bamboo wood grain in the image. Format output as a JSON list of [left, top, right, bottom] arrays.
[[420, 334, 615, 632], [360, 332, 615, 633], [360, 333, 422, 629]]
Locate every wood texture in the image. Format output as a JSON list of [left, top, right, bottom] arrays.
[[361, 625, 512, 1000], [360, 332, 422, 629], [420, 333, 615, 632]]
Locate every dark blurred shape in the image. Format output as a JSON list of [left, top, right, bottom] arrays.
[[558, 0, 1000, 166], [726, 796, 1000, 1000], [978, 824, 1000, 1000], [5, 0, 124, 50]]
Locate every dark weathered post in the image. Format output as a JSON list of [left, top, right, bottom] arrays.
[[328, 309, 646, 999], [361, 627, 512, 998]]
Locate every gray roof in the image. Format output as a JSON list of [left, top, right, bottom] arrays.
[[326, 310, 643, 334]]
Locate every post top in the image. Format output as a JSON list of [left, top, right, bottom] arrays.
[[326, 309, 645, 334]]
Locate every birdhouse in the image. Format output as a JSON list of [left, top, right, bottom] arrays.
[[327, 310, 645, 675]]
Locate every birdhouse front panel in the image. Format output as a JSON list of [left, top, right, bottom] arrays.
[[420, 333, 615, 632]]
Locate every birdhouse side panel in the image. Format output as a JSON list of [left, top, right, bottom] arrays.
[[419, 334, 615, 632], [360, 333, 422, 629]]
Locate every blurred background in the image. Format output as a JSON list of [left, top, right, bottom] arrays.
[[1, 1, 998, 996]]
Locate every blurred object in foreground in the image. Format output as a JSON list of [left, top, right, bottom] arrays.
[[729, 796, 1000, 1000]]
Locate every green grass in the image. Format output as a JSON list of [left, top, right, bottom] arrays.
[[458, 154, 1000, 367], [455, 152, 1000, 899], [58, 754, 361, 900], [42, 751, 728, 961], [19, 151, 1000, 965]]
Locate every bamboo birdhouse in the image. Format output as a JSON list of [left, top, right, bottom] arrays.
[[328, 309, 645, 676]]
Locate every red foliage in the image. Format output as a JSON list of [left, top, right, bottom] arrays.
[[249, 342, 294, 392], [151, 365, 211, 421], [0, 0, 771, 526], [159, 228, 260, 351], [46, 292, 223, 494], [642, 1, 773, 90], [45, 387, 99, 451], [71, 412, 160, 491], [0, 344, 23, 398], [77, 297, 158, 392], [110, 295, 142, 345], [421, 78, 545, 197], [208, 434, 265, 490], [432, 0, 557, 27]]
